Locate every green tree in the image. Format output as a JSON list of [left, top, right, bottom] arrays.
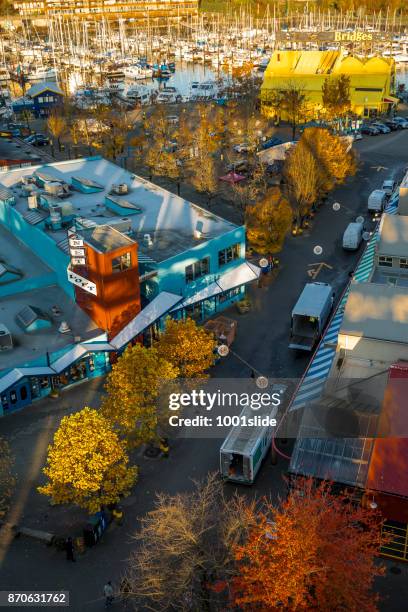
[[38, 408, 137, 513]]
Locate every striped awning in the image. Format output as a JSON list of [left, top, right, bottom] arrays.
[[289, 192, 399, 413]]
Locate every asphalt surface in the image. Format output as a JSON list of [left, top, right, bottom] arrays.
[[1, 127, 408, 610]]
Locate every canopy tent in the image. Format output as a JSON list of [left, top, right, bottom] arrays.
[[219, 172, 246, 184]]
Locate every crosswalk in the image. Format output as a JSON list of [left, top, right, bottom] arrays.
[[290, 193, 399, 412]]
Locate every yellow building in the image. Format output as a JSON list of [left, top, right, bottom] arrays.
[[261, 50, 397, 120]]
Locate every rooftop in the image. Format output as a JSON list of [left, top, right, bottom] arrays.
[[377, 213, 408, 257], [26, 81, 64, 98], [80, 225, 136, 254], [0, 224, 52, 286], [0, 138, 41, 165], [0, 285, 102, 371], [0, 157, 238, 261], [340, 282, 408, 344]]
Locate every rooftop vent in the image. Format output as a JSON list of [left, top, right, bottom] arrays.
[[28, 194, 38, 209], [0, 324, 13, 351], [58, 320, 71, 334], [194, 220, 204, 239], [16, 305, 51, 332], [111, 183, 129, 195], [21, 175, 36, 186], [143, 233, 153, 247]]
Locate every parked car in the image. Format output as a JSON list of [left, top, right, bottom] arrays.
[[382, 179, 396, 196], [24, 133, 49, 146], [361, 125, 380, 135], [371, 122, 391, 134], [233, 142, 252, 154], [368, 189, 387, 213], [392, 116, 408, 128], [261, 136, 283, 150], [384, 119, 402, 131]]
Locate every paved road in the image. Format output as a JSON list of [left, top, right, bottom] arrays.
[[0, 128, 408, 611]]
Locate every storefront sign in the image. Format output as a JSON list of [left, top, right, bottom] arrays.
[[69, 237, 84, 247], [276, 30, 374, 43], [334, 31, 373, 42], [70, 248, 86, 258]]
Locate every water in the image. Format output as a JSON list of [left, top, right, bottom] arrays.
[[121, 61, 231, 96]]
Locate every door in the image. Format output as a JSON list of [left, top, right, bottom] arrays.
[[2, 381, 32, 412]]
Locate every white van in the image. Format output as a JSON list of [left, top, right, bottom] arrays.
[[368, 189, 387, 213], [342, 222, 364, 250]]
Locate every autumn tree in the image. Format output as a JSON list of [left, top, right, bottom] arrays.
[[233, 478, 385, 612], [156, 317, 216, 379], [47, 111, 66, 152], [246, 187, 292, 254], [38, 408, 137, 513], [101, 343, 178, 446], [283, 140, 319, 226], [264, 81, 308, 140], [322, 74, 351, 122], [302, 127, 357, 194], [125, 473, 255, 611], [0, 437, 15, 520], [226, 162, 268, 220]]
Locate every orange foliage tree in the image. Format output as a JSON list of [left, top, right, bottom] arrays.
[[232, 478, 385, 612]]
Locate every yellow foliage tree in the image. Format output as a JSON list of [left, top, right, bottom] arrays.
[[246, 188, 292, 254], [156, 317, 216, 378], [101, 344, 178, 446], [301, 127, 357, 194], [38, 408, 137, 513]]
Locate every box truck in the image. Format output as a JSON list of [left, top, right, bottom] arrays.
[[289, 282, 334, 351]]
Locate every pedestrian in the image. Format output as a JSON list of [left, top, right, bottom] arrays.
[[159, 437, 169, 458], [112, 504, 123, 526], [65, 537, 75, 562], [103, 581, 114, 608]]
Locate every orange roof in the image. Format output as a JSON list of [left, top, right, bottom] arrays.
[[366, 363, 408, 497]]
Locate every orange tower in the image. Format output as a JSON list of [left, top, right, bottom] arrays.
[[69, 225, 141, 339]]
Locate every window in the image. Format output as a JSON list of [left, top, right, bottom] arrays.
[[112, 252, 132, 272], [218, 243, 241, 267], [38, 96, 43, 103], [400, 258, 408, 269], [355, 87, 382, 92], [379, 256, 392, 267], [218, 287, 241, 303], [185, 257, 210, 283]]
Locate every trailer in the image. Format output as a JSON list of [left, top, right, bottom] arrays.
[[289, 282, 334, 351], [220, 385, 287, 484]]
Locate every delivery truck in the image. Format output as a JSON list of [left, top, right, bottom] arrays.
[[367, 189, 387, 213], [289, 282, 334, 351]]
